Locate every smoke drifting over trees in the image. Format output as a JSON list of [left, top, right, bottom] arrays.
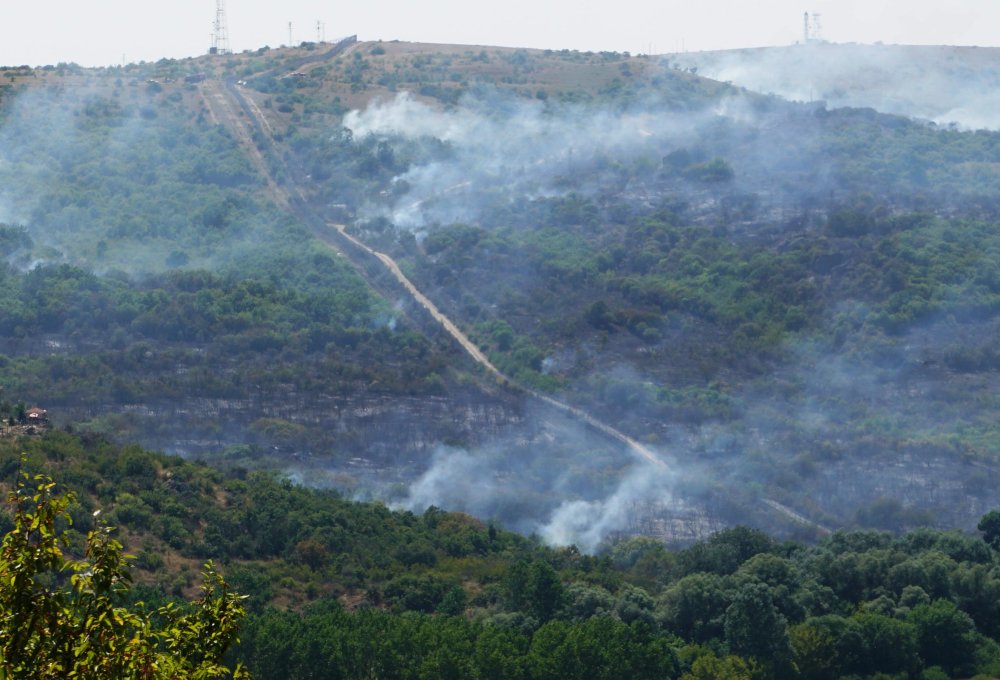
[[330, 59, 1000, 547], [391, 409, 683, 552], [343, 90, 707, 229]]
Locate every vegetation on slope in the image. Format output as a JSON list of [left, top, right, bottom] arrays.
[[1, 41, 999, 538], [0, 467, 248, 678], [3, 429, 1000, 679], [0, 66, 490, 461]]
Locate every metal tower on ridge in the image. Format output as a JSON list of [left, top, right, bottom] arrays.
[[210, 0, 231, 55], [803, 12, 823, 44]]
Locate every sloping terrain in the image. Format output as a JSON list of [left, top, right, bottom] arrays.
[[0, 53, 523, 481], [0, 40, 998, 546], [230, 40, 999, 540]]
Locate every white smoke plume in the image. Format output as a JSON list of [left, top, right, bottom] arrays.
[[538, 460, 674, 551], [343, 90, 707, 229], [392, 408, 678, 552]]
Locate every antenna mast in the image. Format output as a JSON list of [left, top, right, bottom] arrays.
[[803, 12, 823, 43], [210, 0, 231, 55]]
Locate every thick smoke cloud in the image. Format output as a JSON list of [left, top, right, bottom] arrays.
[[387, 405, 679, 552], [340, 84, 887, 239], [538, 461, 675, 550], [343, 90, 709, 230]]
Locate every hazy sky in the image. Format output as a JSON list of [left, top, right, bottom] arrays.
[[1, 0, 996, 67]]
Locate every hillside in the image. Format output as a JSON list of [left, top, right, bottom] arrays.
[[0, 39, 997, 548]]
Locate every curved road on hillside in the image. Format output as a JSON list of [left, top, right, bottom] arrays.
[[328, 223, 668, 471]]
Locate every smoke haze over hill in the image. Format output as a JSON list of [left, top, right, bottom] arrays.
[[329, 65, 1000, 545], [0, 39, 998, 550], [344, 90, 712, 230], [672, 43, 1000, 130]]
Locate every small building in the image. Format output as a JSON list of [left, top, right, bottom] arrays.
[[26, 407, 48, 423]]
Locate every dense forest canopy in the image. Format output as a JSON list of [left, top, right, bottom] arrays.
[[2, 430, 1000, 678]]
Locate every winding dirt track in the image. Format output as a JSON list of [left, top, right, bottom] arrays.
[[329, 224, 668, 471]]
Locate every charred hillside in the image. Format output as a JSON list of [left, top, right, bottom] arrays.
[[247, 40, 999, 540], [0, 40, 997, 545]]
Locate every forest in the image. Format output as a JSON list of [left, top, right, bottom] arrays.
[[2, 430, 1000, 678], [279, 43, 1000, 537]]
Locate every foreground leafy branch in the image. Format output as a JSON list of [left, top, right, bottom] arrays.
[[0, 468, 250, 679]]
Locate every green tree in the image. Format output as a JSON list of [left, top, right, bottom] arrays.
[[908, 599, 979, 676], [852, 611, 920, 676], [723, 583, 792, 675], [658, 572, 731, 643], [680, 651, 757, 680], [978, 510, 1000, 551], [526, 560, 564, 622], [789, 615, 864, 680], [0, 470, 249, 679], [470, 626, 529, 680]]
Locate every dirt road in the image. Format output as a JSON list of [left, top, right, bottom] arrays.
[[329, 222, 669, 471], [200, 79, 288, 210], [761, 498, 831, 535]]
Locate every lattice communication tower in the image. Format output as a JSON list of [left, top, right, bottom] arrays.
[[803, 12, 823, 43], [210, 0, 231, 55]]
